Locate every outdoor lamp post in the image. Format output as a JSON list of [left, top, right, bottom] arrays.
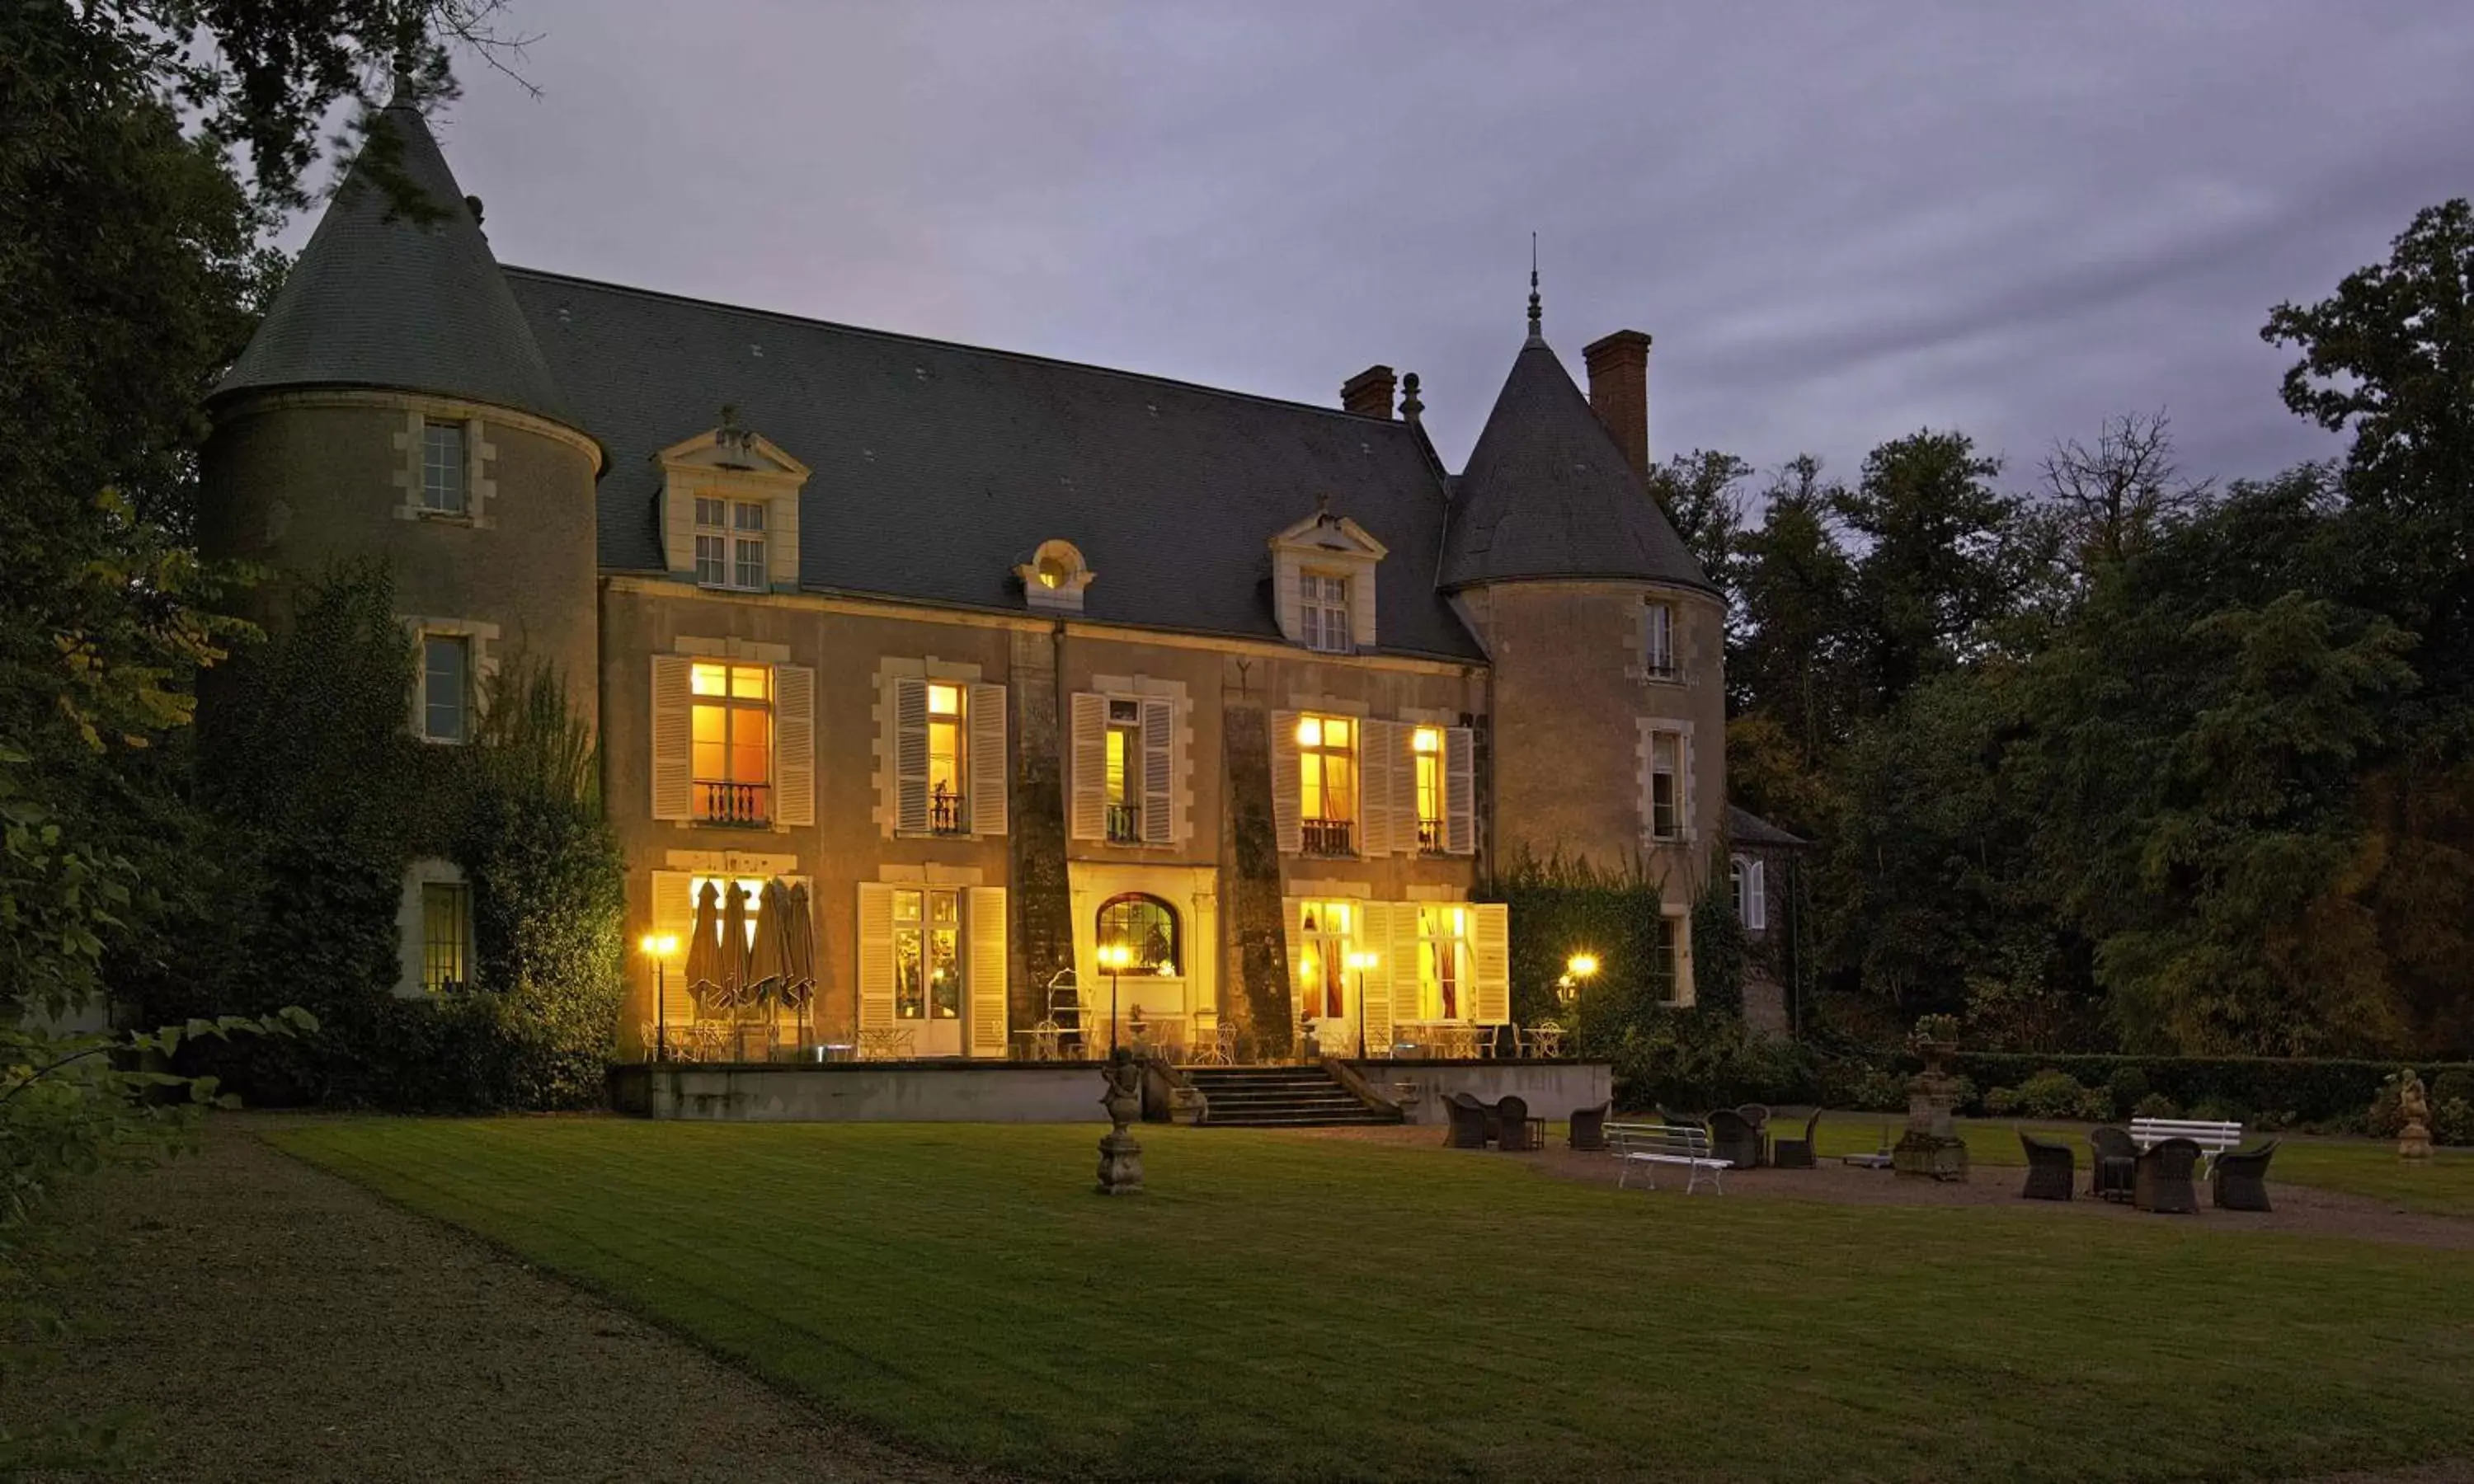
[[1556, 951, 1600, 1011], [1346, 949, 1378, 1058], [637, 932, 680, 1062], [1097, 941, 1134, 1053]]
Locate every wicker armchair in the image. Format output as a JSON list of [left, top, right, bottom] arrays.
[[1771, 1109, 1823, 1169], [1446, 1092, 1496, 1148], [1568, 1101, 1611, 1153], [2133, 1136, 2203, 1214], [1707, 1108, 1764, 1169], [2210, 1139, 2279, 1212], [2089, 1126, 2138, 1202], [2019, 1132, 2077, 1200], [1495, 1094, 1543, 1151], [1442, 1092, 1490, 1148], [1736, 1103, 1771, 1134]]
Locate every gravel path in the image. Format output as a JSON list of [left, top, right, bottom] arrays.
[[15, 1120, 986, 1484]]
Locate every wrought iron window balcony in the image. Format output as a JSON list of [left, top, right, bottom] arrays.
[[929, 787, 967, 835], [1300, 817, 1353, 856], [695, 779, 772, 827], [1106, 801, 1141, 843], [1416, 817, 1444, 853]]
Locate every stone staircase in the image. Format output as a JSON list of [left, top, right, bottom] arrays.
[[1184, 1064, 1399, 1128]]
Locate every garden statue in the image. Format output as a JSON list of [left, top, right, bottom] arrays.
[[1096, 1046, 1145, 1195], [2399, 1068, 2434, 1162], [1893, 1013, 1969, 1181]]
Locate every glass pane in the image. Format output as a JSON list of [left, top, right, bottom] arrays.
[[1324, 755, 1353, 819], [895, 928, 924, 1018], [893, 888, 922, 923], [695, 496, 726, 529], [691, 705, 726, 782], [731, 710, 770, 785], [1299, 754, 1322, 819], [1323, 717, 1350, 749], [422, 638, 465, 741], [691, 663, 728, 696], [928, 720, 962, 794], [1104, 728, 1127, 802], [730, 664, 770, 701], [928, 683, 961, 716], [930, 891, 959, 926], [929, 928, 960, 1017], [695, 535, 727, 584], [1295, 716, 1320, 748], [734, 500, 766, 531], [734, 537, 765, 589]]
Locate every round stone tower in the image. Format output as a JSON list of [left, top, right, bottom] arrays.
[[1440, 289, 1726, 983], [202, 96, 603, 732]]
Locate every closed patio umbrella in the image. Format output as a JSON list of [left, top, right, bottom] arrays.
[[744, 878, 789, 1003], [683, 879, 727, 1012], [780, 881, 816, 1048], [713, 880, 754, 1012]]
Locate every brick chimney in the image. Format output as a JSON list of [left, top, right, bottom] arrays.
[[1583, 331, 1653, 480], [1341, 364, 1397, 420]]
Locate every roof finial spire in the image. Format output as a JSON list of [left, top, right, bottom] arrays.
[[1526, 232, 1543, 344]]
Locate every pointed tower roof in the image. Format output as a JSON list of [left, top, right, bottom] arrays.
[[215, 96, 569, 424], [1439, 332, 1712, 593]]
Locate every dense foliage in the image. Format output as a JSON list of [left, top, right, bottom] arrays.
[[1670, 200, 2474, 1062]]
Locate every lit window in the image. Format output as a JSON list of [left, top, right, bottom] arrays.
[[421, 421, 466, 514], [1644, 601, 1675, 678], [1413, 726, 1444, 852], [687, 875, 769, 951], [928, 683, 966, 834], [421, 880, 470, 992], [1296, 900, 1353, 1020], [1416, 904, 1470, 1021], [1300, 574, 1351, 653], [694, 496, 769, 590], [690, 661, 773, 824], [1097, 894, 1179, 976], [1649, 730, 1681, 841], [1296, 713, 1355, 855], [1103, 697, 1141, 843], [421, 635, 468, 743], [893, 887, 962, 1024]]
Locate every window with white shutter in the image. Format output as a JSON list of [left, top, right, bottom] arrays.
[[1444, 726, 1475, 856], [1470, 902, 1510, 1025], [1270, 710, 1303, 855], [967, 885, 1009, 1056], [1070, 692, 1109, 842], [1139, 697, 1174, 845], [773, 663, 815, 827], [650, 655, 693, 820], [968, 682, 1008, 836]]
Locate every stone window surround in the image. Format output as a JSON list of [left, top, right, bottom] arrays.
[[1634, 715, 1696, 847], [394, 858, 470, 998], [1085, 672, 1194, 849], [655, 427, 810, 594], [399, 615, 501, 744], [1018, 538, 1097, 613], [392, 410, 496, 528], [1623, 587, 1705, 686], [1270, 510, 1387, 655], [871, 655, 988, 840], [666, 635, 797, 834]]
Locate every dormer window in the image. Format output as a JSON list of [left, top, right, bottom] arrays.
[[695, 497, 769, 591], [1300, 575, 1352, 653], [1016, 538, 1096, 613], [1271, 505, 1387, 654]]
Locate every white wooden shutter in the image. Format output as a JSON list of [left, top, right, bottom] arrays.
[[1357, 901, 1392, 1054], [651, 655, 693, 821], [856, 883, 896, 1030], [647, 871, 691, 1047], [1747, 859, 1768, 932], [773, 663, 815, 827], [1392, 900, 1427, 1025], [894, 677, 929, 834], [967, 885, 1009, 1057], [1141, 697, 1174, 846], [1472, 901, 1510, 1025], [1271, 710, 1302, 855], [969, 682, 1008, 836], [1445, 725, 1475, 857], [1680, 730, 1698, 843], [1069, 692, 1108, 841], [1358, 721, 1393, 857], [1281, 895, 1305, 1024]]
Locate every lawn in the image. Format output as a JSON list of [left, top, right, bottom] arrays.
[[274, 1120, 2474, 1484]]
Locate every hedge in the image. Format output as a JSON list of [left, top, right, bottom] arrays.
[[1943, 1053, 2474, 1126]]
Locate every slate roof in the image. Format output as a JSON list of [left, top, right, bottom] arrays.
[[1729, 805, 1809, 848], [1439, 336, 1713, 594], [215, 101, 569, 425], [503, 270, 1484, 660]]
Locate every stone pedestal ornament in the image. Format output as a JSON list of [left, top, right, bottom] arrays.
[[2399, 1068, 2434, 1162], [1893, 1017, 1970, 1181], [1096, 1047, 1145, 1195]]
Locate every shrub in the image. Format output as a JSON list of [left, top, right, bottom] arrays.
[[2436, 1099, 2474, 1147], [1949, 1053, 2474, 1127], [1849, 1065, 1909, 1113], [1987, 1068, 2109, 1121], [2434, 1068, 2474, 1108], [2133, 1092, 2180, 1120], [2105, 1065, 2151, 1118]]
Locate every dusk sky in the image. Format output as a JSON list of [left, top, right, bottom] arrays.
[[355, 2, 2474, 493]]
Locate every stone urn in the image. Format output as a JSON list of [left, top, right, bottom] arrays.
[[1095, 1047, 1145, 1195]]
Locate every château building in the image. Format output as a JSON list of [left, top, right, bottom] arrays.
[[203, 99, 1752, 1064]]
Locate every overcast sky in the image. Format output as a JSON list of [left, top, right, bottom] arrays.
[[371, 1, 2474, 494]]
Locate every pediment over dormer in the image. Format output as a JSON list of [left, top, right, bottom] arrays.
[[1269, 501, 1385, 653], [1269, 507, 1390, 562], [656, 412, 811, 590]]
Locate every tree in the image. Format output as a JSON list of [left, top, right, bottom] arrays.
[[2039, 410, 2205, 576], [1729, 457, 1860, 768], [1646, 449, 1752, 602]]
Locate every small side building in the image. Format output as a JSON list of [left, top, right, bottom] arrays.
[[1727, 805, 1808, 1036]]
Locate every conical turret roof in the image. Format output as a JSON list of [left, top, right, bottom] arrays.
[[1439, 336, 1711, 593], [215, 97, 569, 424]]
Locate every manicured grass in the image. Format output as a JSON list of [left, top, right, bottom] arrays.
[[1805, 1115, 2474, 1216], [274, 1120, 2474, 1484]]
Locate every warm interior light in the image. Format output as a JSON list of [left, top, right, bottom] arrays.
[[928, 682, 961, 716], [1346, 950, 1379, 971], [1413, 726, 1441, 754], [1296, 716, 1320, 748]]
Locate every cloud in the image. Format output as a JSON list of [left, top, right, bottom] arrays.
[[395, 0, 2474, 490]]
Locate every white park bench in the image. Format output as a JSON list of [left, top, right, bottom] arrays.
[[2128, 1116, 2243, 1175], [1606, 1120, 1729, 1195]]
